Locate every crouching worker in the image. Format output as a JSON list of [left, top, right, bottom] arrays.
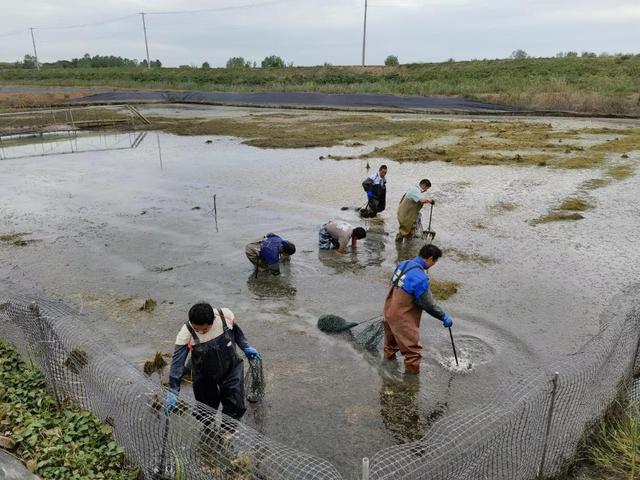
[[245, 233, 296, 276], [164, 302, 261, 420], [319, 220, 366, 254], [360, 165, 387, 218], [383, 244, 453, 374]]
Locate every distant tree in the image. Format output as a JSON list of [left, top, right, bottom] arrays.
[[226, 56, 251, 68], [447, 57, 455, 63], [323, 61, 333, 67], [384, 55, 399, 66], [21, 54, 37, 69], [565, 51, 578, 58], [151, 59, 162, 68], [140, 59, 148, 68], [581, 52, 596, 58], [599, 52, 610, 57], [510, 49, 529, 60], [202, 61, 211, 69], [261, 55, 285, 68], [555, 52, 565, 58]]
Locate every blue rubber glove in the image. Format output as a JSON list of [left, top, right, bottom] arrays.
[[242, 346, 261, 360], [366, 190, 374, 199], [163, 392, 177, 416], [442, 314, 453, 328]]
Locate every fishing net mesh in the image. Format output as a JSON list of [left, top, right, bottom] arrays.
[[1, 291, 638, 480], [245, 358, 266, 403]]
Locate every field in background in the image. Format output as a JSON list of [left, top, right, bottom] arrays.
[[1, 56, 640, 115]]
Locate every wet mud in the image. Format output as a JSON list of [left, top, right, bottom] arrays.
[[1, 107, 639, 476]]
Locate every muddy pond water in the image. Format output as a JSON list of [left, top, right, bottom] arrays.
[[1, 107, 639, 476]]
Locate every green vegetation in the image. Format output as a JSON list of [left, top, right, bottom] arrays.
[[0, 339, 138, 480], [566, 398, 640, 480], [384, 55, 399, 67], [533, 196, 593, 224], [148, 113, 640, 171], [16, 53, 161, 69], [558, 197, 593, 212], [431, 280, 460, 300], [2, 55, 640, 114], [445, 247, 496, 265], [0, 232, 39, 247], [489, 201, 519, 215]]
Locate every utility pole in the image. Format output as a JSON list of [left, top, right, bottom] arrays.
[[361, 0, 368, 67], [140, 12, 151, 69], [29, 28, 41, 71]]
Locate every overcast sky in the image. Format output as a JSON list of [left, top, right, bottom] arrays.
[[1, 0, 638, 67]]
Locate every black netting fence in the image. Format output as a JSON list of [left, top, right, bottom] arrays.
[[1, 292, 638, 480]]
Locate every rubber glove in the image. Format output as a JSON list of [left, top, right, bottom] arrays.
[[163, 392, 177, 416], [242, 346, 261, 360], [366, 190, 374, 199], [442, 314, 453, 328]]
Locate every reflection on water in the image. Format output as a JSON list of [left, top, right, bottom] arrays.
[[379, 371, 429, 443], [317, 250, 366, 274], [394, 239, 419, 263], [246, 273, 297, 299], [379, 365, 450, 444]]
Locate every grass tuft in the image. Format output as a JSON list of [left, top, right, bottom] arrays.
[[431, 280, 460, 300]]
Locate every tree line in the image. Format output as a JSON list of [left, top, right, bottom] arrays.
[[12, 51, 640, 70], [17, 53, 162, 69]]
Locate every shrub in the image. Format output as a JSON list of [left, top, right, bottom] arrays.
[[384, 55, 399, 66], [226, 56, 251, 69], [261, 55, 285, 68], [511, 49, 529, 60]]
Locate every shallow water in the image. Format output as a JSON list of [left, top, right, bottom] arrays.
[[1, 108, 639, 476]]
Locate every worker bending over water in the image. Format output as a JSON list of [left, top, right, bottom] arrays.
[[383, 244, 453, 374], [245, 233, 296, 276], [164, 302, 261, 420], [319, 220, 366, 254], [360, 165, 388, 218]]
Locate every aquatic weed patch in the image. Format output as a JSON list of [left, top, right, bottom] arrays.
[[0, 232, 40, 247], [431, 280, 460, 300], [0, 339, 138, 480], [151, 113, 640, 171]]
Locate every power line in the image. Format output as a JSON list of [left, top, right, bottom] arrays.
[[32, 14, 136, 31], [145, 0, 295, 16], [0, 29, 25, 38]]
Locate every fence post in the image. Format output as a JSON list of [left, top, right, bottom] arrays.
[[29, 302, 62, 409], [362, 457, 370, 480], [538, 371, 559, 479]]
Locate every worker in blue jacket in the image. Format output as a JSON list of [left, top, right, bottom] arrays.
[[245, 233, 296, 276], [383, 244, 453, 374]]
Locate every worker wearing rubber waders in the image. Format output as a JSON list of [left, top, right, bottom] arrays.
[[164, 302, 261, 419], [360, 165, 388, 218], [319, 220, 367, 254], [383, 244, 453, 374], [396, 179, 433, 242], [245, 233, 296, 276]]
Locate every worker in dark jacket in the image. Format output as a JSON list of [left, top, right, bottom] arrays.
[[360, 165, 387, 218], [164, 302, 261, 419], [383, 244, 453, 374], [245, 233, 296, 276]]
